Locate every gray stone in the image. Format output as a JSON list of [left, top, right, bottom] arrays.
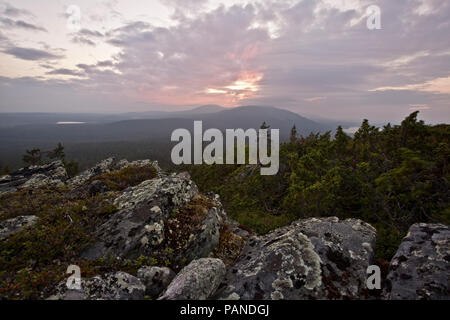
[[160, 258, 226, 300], [48, 271, 145, 300], [183, 207, 222, 262], [81, 174, 199, 259], [68, 179, 110, 199], [137, 266, 176, 298], [217, 217, 376, 300], [0, 215, 39, 240], [386, 223, 450, 300], [67, 157, 116, 186], [0, 161, 68, 196]]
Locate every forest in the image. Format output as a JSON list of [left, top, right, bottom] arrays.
[[184, 112, 450, 261]]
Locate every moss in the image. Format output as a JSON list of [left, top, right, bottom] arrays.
[[158, 195, 217, 271], [213, 223, 246, 266], [228, 209, 296, 235], [87, 165, 157, 191], [0, 186, 120, 299]]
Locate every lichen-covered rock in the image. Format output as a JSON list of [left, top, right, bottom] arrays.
[[182, 207, 222, 262], [216, 217, 376, 300], [68, 157, 162, 186], [137, 266, 176, 298], [48, 271, 145, 300], [81, 173, 199, 259], [160, 258, 226, 300], [67, 179, 110, 199], [0, 215, 39, 240], [385, 223, 450, 300], [0, 161, 68, 196]]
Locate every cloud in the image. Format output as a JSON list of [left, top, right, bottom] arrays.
[[78, 28, 105, 38], [0, 2, 33, 17], [0, 0, 449, 123], [3, 47, 63, 61], [71, 36, 97, 46], [46, 68, 84, 76], [0, 17, 47, 32], [370, 76, 450, 95], [160, 0, 209, 13], [409, 104, 431, 110]]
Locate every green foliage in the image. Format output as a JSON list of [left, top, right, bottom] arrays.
[[22, 149, 42, 166], [0, 186, 119, 299], [48, 143, 65, 161], [185, 113, 450, 260], [0, 163, 10, 175], [22, 143, 80, 178], [88, 165, 157, 191]]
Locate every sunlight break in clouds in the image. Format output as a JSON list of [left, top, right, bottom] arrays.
[[370, 77, 450, 95]]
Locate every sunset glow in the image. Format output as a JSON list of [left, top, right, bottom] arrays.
[[0, 0, 449, 123]]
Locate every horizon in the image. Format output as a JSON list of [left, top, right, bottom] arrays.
[[0, 104, 439, 126], [0, 1, 449, 124]]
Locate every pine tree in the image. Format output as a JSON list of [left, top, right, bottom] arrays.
[[290, 125, 297, 144], [48, 142, 66, 161], [23, 149, 42, 166]]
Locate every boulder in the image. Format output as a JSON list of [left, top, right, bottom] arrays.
[[0, 161, 68, 196], [137, 266, 176, 298], [0, 215, 39, 240], [160, 258, 226, 300], [81, 174, 199, 259], [48, 271, 145, 300], [216, 217, 377, 300], [386, 223, 449, 300]]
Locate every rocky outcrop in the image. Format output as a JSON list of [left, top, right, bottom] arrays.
[[2, 157, 448, 301], [0, 215, 39, 240], [216, 217, 377, 300], [0, 161, 68, 196], [385, 223, 449, 300], [49, 271, 145, 300], [81, 173, 199, 259], [160, 258, 226, 300], [137, 266, 176, 298], [68, 157, 161, 186]]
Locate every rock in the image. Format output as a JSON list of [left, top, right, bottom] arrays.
[[160, 258, 226, 300], [48, 271, 145, 300], [0, 215, 39, 240], [0, 161, 68, 196], [386, 223, 450, 300], [137, 266, 176, 298], [81, 174, 199, 259], [183, 207, 222, 262], [67, 157, 116, 186], [216, 217, 376, 300], [68, 157, 162, 186], [67, 179, 110, 199]]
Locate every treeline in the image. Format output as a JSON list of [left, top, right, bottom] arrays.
[[21, 143, 79, 178], [185, 112, 450, 260]]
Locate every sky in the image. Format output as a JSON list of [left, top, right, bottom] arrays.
[[0, 0, 449, 123]]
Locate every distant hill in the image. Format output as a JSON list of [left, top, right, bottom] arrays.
[[0, 105, 331, 169], [0, 105, 327, 143]]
